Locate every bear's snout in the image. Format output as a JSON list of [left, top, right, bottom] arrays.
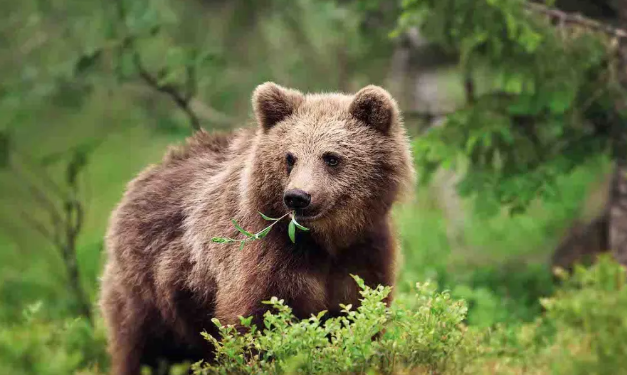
[[283, 189, 311, 209]]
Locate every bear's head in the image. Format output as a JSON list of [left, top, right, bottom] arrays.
[[244, 82, 414, 246]]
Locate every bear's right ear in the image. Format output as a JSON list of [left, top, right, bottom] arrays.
[[252, 82, 304, 130], [349, 85, 399, 134]]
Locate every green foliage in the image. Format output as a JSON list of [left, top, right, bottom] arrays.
[[192, 275, 467, 374], [453, 255, 627, 374], [397, 0, 625, 215], [540, 256, 627, 374], [212, 212, 309, 249], [451, 263, 555, 327], [393, 163, 606, 328], [3, 249, 627, 374], [0, 303, 108, 375], [287, 216, 310, 244], [187, 258, 627, 374]]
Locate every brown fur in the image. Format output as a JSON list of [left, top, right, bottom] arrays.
[[99, 82, 415, 374]]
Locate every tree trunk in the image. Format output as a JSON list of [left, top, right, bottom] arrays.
[[610, 162, 627, 266], [550, 0, 627, 267], [611, 0, 627, 265], [552, 209, 610, 271]]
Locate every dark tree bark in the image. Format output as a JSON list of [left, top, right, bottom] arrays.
[[552, 210, 610, 271], [609, 0, 627, 266], [610, 163, 627, 265]]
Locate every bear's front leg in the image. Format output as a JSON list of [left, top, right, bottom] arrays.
[[109, 328, 145, 375], [102, 294, 151, 375]]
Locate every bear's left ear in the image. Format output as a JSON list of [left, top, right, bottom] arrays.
[[252, 82, 304, 130], [349, 85, 399, 133]]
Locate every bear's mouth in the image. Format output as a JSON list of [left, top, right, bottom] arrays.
[[292, 209, 324, 222], [292, 202, 336, 223]]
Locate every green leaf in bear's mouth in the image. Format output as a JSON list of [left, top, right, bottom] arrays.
[[214, 211, 309, 249], [288, 219, 296, 243]]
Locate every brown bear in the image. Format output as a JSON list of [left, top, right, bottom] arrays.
[[99, 82, 414, 374]]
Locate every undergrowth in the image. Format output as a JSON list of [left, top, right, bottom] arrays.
[[190, 256, 627, 375], [2, 256, 626, 375], [193, 276, 466, 375]]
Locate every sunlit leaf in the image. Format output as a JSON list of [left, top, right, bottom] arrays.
[[231, 219, 254, 238], [288, 220, 296, 243], [292, 218, 309, 232], [259, 212, 280, 221], [255, 226, 273, 239]]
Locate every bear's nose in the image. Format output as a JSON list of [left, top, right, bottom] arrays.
[[283, 189, 311, 209]]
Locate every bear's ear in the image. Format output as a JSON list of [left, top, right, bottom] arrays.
[[349, 85, 399, 133], [252, 82, 304, 130]]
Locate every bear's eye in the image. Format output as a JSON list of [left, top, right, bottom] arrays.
[[286, 153, 296, 172], [323, 153, 340, 167]]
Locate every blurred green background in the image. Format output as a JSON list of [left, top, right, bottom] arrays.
[[0, 0, 623, 373]]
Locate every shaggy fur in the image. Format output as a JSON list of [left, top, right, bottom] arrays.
[[99, 82, 415, 374]]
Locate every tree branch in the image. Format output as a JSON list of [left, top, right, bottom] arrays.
[[132, 60, 202, 131], [114, 0, 201, 132], [525, 2, 627, 39]]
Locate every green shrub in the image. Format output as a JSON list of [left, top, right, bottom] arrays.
[[3, 257, 626, 375], [192, 276, 468, 375], [0, 303, 108, 375], [454, 255, 627, 375], [451, 262, 555, 327], [191, 257, 627, 375], [539, 256, 627, 374]]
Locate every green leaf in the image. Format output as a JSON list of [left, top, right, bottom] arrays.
[[288, 220, 296, 243], [239, 316, 253, 327], [255, 225, 273, 239], [259, 212, 280, 221], [231, 219, 254, 238], [212, 237, 235, 244], [548, 89, 576, 114], [350, 274, 366, 289], [291, 218, 309, 231], [239, 241, 246, 251]]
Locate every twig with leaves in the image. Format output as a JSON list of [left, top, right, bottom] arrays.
[[212, 211, 309, 250], [113, 0, 202, 131]]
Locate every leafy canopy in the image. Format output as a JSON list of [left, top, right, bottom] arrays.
[[396, 0, 626, 215]]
